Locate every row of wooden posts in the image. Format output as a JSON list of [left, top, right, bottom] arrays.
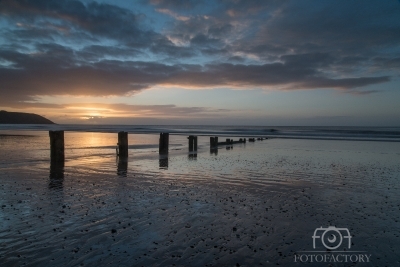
[[49, 130, 257, 162]]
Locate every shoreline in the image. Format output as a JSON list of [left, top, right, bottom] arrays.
[[1, 126, 399, 143]]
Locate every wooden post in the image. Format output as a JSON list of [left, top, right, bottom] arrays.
[[210, 136, 218, 154], [210, 136, 218, 148], [159, 133, 169, 154], [49, 130, 64, 163], [159, 133, 163, 154], [159, 156, 168, 169], [189, 135, 194, 152], [118, 131, 128, 157], [117, 157, 128, 177], [189, 135, 198, 152], [49, 160, 64, 189]]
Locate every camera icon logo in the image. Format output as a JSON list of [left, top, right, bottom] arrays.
[[312, 226, 352, 250]]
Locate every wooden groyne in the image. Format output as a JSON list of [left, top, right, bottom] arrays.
[[49, 130, 64, 163], [210, 137, 248, 148], [117, 156, 128, 177], [188, 135, 198, 152], [210, 136, 219, 149], [48, 131, 267, 164], [159, 132, 169, 154], [117, 131, 128, 157]]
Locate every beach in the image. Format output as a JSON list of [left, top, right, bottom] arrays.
[[1, 130, 400, 266]]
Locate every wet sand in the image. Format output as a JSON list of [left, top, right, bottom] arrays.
[[0, 132, 400, 266]]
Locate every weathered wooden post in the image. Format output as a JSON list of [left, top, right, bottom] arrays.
[[117, 156, 128, 177], [189, 135, 194, 152], [210, 136, 218, 154], [159, 133, 169, 154], [210, 136, 219, 148], [49, 130, 64, 163], [49, 161, 64, 189], [159, 156, 168, 169], [118, 131, 128, 157], [189, 135, 198, 152]]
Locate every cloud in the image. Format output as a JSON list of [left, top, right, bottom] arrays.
[[156, 8, 190, 21], [0, 0, 399, 110], [2, 100, 232, 124], [76, 45, 143, 62], [148, 0, 203, 10], [0, 44, 390, 107], [247, 0, 400, 57], [0, 0, 189, 57], [0, 0, 142, 40]]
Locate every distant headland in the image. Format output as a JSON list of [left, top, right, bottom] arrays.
[[0, 110, 55, 124]]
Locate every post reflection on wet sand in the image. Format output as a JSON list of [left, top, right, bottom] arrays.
[[188, 153, 197, 160], [49, 161, 64, 190], [210, 148, 218, 155], [159, 155, 168, 169], [117, 156, 128, 177]]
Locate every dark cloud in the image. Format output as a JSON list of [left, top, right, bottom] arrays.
[[148, 37, 196, 58], [251, 1, 400, 55], [190, 33, 222, 47], [227, 55, 245, 62], [4, 25, 58, 43], [207, 23, 233, 37], [280, 53, 335, 69], [0, 44, 390, 106], [147, 0, 204, 10], [76, 45, 143, 62], [165, 62, 389, 90], [347, 90, 382, 96], [0, 0, 185, 55], [0, 0, 142, 40], [373, 57, 400, 70], [0, 0, 399, 109], [156, 0, 400, 73]]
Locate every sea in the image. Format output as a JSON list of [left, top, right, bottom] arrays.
[[1, 124, 400, 141]]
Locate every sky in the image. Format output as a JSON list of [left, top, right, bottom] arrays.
[[0, 0, 399, 126]]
